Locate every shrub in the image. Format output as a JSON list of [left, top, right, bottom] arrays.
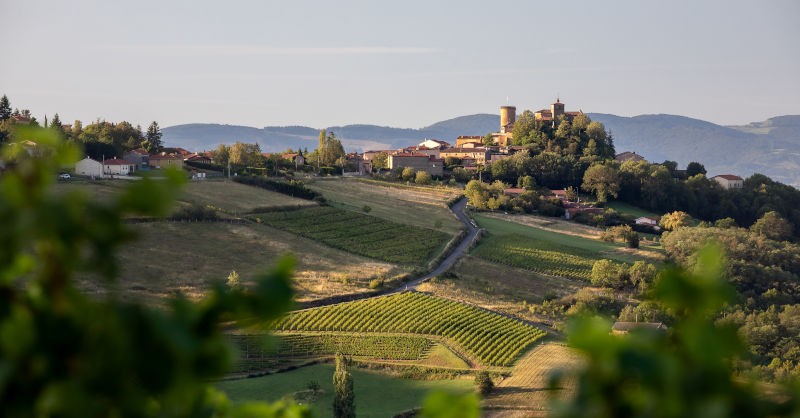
[[368, 278, 384, 289], [474, 371, 494, 396]]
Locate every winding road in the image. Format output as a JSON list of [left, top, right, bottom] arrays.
[[396, 197, 481, 291]]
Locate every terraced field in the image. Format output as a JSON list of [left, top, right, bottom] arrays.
[[251, 206, 451, 265], [274, 292, 546, 367]]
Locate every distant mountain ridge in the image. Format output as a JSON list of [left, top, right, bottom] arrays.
[[162, 113, 800, 188]]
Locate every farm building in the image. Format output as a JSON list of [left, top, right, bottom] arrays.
[[75, 157, 103, 177], [612, 322, 668, 335]]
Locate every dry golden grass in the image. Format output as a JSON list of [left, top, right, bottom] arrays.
[[484, 342, 582, 416], [77, 221, 406, 304], [179, 179, 314, 213], [306, 178, 463, 234], [417, 256, 583, 325]]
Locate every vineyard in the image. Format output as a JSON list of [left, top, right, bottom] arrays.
[[274, 292, 546, 367], [250, 206, 450, 264], [472, 233, 600, 280], [232, 333, 432, 361]]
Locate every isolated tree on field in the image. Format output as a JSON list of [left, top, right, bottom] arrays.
[[590, 259, 628, 289], [474, 371, 494, 396], [333, 353, 355, 418], [659, 211, 692, 231], [143, 121, 163, 153], [751, 211, 792, 241], [581, 163, 620, 203]]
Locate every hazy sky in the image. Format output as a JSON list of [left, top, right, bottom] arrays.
[[2, 0, 798, 129]]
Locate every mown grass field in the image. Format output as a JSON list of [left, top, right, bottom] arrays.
[[276, 292, 546, 367], [485, 343, 582, 416], [251, 206, 451, 265], [606, 201, 660, 219], [472, 215, 652, 281], [180, 179, 315, 213], [217, 363, 473, 418], [78, 221, 405, 304], [307, 178, 463, 234]]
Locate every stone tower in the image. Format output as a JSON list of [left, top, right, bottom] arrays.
[[500, 106, 516, 133], [550, 98, 565, 127]]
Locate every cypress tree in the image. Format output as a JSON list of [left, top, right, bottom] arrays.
[[333, 353, 355, 418]]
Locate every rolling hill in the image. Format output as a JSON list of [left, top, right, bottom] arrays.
[[163, 113, 800, 188]]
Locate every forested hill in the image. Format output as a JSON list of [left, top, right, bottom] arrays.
[[588, 114, 800, 187], [163, 113, 800, 188], [161, 114, 500, 154]]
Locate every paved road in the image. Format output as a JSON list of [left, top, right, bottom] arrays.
[[395, 197, 481, 291]]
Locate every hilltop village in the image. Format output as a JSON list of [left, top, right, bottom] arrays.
[[3, 91, 800, 417]]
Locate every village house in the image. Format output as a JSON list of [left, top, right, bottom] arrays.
[[635, 216, 660, 228], [149, 153, 184, 169], [455, 136, 485, 148], [440, 147, 490, 166], [281, 153, 305, 166], [418, 139, 450, 149], [123, 149, 149, 170], [185, 153, 212, 164], [712, 174, 744, 190], [401, 145, 440, 158], [615, 151, 646, 163], [75, 157, 103, 177], [102, 158, 135, 176], [388, 153, 444, 176]]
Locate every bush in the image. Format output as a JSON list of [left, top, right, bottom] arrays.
[[415, 171, 432, 185], [362, 205, 372, 213], [368, 278, 384, 289], [170, 204, 218, 221], [474, 371, 494, 396]]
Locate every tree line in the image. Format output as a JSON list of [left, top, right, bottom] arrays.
[[1, 93, 163, 160]]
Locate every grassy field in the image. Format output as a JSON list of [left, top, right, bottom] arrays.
[[484, 343, 582, 416], [180, 179, 315, 213], [252, 206, 451, 265], [606, 201, 660, 219], [276, 292, 546, 367], [306, 178, 463, 235], [217, 363, 474, 418], [77, 221, 405, 304], [472, 215, 654, 281]]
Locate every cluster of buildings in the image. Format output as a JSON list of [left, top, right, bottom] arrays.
[[73, 148, 209, 177]]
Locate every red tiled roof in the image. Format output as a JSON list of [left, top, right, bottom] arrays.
[[150, 154, 182, 160], [457, 135, 483, 139], [714, 174, 743, 181]]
